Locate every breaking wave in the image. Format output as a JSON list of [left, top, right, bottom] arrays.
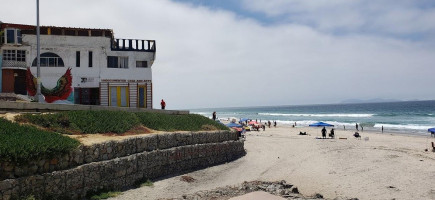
[[258, 113, 374, 118]]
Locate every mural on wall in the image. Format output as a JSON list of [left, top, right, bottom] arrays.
[[26, 67, 73, 103]]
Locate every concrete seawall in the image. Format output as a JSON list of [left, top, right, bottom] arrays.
[[0, 131, 245, 200]]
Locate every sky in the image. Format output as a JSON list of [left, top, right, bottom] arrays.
[[2, 0, 435, 109]]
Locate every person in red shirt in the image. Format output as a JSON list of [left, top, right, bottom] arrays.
[[161, 99, 166, 109]]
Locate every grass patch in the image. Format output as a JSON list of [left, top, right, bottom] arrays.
[[90, 191, 122, 200], [140, 179, 154, 187], [0, 118, 80, 163], [16, 111, 229, 134], [16, 110, 140, 134], [135, 112, 229, 132]]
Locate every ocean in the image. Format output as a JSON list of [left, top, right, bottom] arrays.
[[191, 100, 435, 136]]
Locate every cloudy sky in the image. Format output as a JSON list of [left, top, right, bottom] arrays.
[[2, 0, 435, 109]]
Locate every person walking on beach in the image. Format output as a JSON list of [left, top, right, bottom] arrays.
[[212, 111, 217, 121], [160, 99, 166, 110], [321, 127, 327, 139], [382, 126, 384, 133], [268, 121, 271, 128], [356, 123, 359, 131], [361, 125, 364, 132], [274, 121, 277, 127]]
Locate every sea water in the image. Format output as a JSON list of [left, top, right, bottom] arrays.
[[191, 100, 435, 136]]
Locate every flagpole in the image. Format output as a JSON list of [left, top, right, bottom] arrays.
[[36, 0, 43, 102]]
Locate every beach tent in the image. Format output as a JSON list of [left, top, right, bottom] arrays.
[[428, 128, 435, 133], [309, 122, 334, 127], [226, 122, 243, 128], [248, 121, 259, 125], [239, 118, 251, 123]]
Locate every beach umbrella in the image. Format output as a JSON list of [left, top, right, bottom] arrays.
[[309, 122, 334, 127], [226, 122, 243, 128], [428, 128, 435, 133], [248, 121, 258, 125]]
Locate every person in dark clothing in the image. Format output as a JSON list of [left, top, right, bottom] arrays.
[[161, 99, 166, 110], [321, 127, 327, 139], [274, 121, 277, 127], [329, 128, 335, 138], [212, 111, 217, 121], [356, 123, 359, 131]]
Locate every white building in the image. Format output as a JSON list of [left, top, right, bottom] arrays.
[[0, 22, 156, 108]]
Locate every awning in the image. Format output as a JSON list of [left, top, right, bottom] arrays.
[[309, 122, 334, 127]]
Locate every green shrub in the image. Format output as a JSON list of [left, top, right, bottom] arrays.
[[135, 112, 229, 131], [90, 191, 122, 200], [0, 118, 80, 163]]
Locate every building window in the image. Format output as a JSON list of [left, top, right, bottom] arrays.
[[76, 51, 80, 67], [4, 29, 22, 44], [136, 61, 147, 68], [2, 50, 26, 62], [88, 51, 93, 67], [107, 56, 128, 68], [31, 52, 64, 67]]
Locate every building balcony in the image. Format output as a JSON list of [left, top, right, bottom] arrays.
[[111, 38, 156, 52], [1, 60, 27, 69]]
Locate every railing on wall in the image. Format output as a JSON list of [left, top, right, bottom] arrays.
[[111, 38, 156, 52], [1, 60, 27, 69]]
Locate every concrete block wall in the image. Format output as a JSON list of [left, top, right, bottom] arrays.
[[0, 131, 237, 180], [0, 131, 245, 200]]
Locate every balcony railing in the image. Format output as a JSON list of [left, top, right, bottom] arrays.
[[1, 60, 27, 69], [111, 39, 156, 52]]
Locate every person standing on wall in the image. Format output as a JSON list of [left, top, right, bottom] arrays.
[[212, 111, 217, 121], [161, 99, 166, 110]]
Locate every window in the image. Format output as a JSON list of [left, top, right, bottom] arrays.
[[107, 56, 128, 68], [31, 52, 64, 67], [4, 29, 22, 44], [76, 51, 80, 67], [2, 50, 26, 62], [136, 61, 147, 68], [88, 51, 93, 67]]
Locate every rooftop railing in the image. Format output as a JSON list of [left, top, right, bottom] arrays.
[[111, 39, 156, 52]]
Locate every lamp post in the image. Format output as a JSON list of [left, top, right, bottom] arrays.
[[36, 0, 43, 102]]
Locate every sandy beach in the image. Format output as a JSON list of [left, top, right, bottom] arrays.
[[111, 125, 435, 200]]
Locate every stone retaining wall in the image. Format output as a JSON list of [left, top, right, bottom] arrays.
[[0, 131, 237, 180], [0, 132, 245, 200]]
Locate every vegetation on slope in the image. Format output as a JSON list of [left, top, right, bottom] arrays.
[[0, 118, 80, 163]]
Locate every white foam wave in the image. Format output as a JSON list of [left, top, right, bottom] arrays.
[[258, 113, 374, 118], [374, 124, 433, 130]]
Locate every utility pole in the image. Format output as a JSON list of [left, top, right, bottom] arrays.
[[36, 0, 43, 102]]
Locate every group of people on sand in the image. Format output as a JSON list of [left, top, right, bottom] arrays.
[[321, 127, 335, 139]]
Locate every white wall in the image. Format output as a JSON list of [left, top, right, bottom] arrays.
[[22, 34, 155, 89]]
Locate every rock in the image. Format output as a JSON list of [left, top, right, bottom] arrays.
[[292, 187, 299, 194]]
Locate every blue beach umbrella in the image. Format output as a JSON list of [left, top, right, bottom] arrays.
[[428, 128, 435, 133], [309, 122, 334, 127], [226, 122, 243, 128]]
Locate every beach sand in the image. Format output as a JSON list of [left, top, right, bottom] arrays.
[[112, 126, 435, 200]]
